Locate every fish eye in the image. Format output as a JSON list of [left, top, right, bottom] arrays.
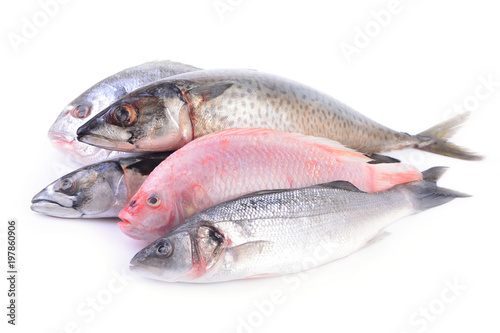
[[59, 178, 77, 195], [71, 105, 91, 119], [146, 193, 161, 208], [109, 103, 137, 127], [155, 241, 172, 256]]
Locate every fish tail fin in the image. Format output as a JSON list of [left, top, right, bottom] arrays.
[[398, 166, 470, 213], [369, 162, 423, 192], [414, 112, 483, 161]]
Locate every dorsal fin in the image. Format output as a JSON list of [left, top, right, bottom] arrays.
[[233, 188, 290, 201], [366, 153, 401, 164], [421, 166, 448, 182], [231, 180, 364, 204]]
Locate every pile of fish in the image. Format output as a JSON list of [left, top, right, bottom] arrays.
[[32, 60, 481, 283]]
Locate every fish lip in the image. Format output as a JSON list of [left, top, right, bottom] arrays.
[[118, 218, 131, 229], [77, 133, 120, 149], [30, 199, 82, 218], [31, 196, 69, 206], [129, 251, 143, 267], [48, 132, 74, 144], [129, 260, 165, 278], [118, 218, 145, 240], [77, 131, 136, 152], [118, 216, 162, 241]]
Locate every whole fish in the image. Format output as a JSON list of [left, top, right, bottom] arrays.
[[31, 153, 171, 218], [77, 68, 481, 160], [49, 60, 201, 165], [130, 167, 468, 283], [119, 128, 422, 241]]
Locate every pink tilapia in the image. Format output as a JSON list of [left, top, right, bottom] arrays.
[[118, 128, 422, 240]]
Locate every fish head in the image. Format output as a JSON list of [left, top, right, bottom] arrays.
[[130, 225, 227, 282], [76, 82, 193, 152], [118, 185, 178, 241], [49, 84, 128, 163], [49, 104, 92, 140], [130, 232, 193, 282], [31, 161, 127, 218], [48, 103, 99, 160]]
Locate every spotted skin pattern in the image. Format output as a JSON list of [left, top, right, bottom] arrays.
[[174, 69, 417, 154], [79, 68, 480, 160]]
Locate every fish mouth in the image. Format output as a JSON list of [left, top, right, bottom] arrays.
[[30, 199, 82, 218], [129, 254, 169, 279], [78, 133, 120, 148], [77, 133, 135, 152], [48, 132, 74, 145], [118, 216, 163, 241], [76, 117, 138, 151], [118, 218, 147, 240], [129, 263, 164, 277]]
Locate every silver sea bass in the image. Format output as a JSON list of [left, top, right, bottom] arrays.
[[49, 60, 201, 164], [130, 167, 468, 283], [31, 153, 171, 218]]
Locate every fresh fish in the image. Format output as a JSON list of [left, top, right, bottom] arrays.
[[49, 60, 201, 164], [31, 153, 171, 218], [118, 128, 422, 241], [130, 167, 468, 283], [77, 69, 481, 160]]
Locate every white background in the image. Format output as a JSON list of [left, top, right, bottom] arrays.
[[1, 0, 499, 332]]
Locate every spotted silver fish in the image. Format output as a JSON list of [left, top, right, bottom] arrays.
[[130, 167, 468, 283], [77, 69, 481, 160], [49, 60, 201, 164], [31, 153, 171, 218]]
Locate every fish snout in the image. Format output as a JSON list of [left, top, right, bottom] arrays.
[[130, 249, 147, 267], [118, 215, 162, 241], [129, 249, 170, 279], [118, 218, 138, 239], [76, 115, 133, 150], [31, 188, 82, 218], [48, 132, 74, 144], [76, 115, 102, 138], [118, 207, 142, 239]]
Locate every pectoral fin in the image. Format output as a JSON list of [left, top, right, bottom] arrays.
[[176, 80, 234, 104], [229, 241, 273, 263], [189, 82, 234, 102]]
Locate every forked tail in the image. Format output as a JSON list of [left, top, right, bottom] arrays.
[[415, 112, 482, 161], [398, 167, 470, 213]]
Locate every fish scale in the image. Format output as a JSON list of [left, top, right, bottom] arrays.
[[130, 168, 467, 283], [118, 128, 422, 241], [181, 70, 409, 153]]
